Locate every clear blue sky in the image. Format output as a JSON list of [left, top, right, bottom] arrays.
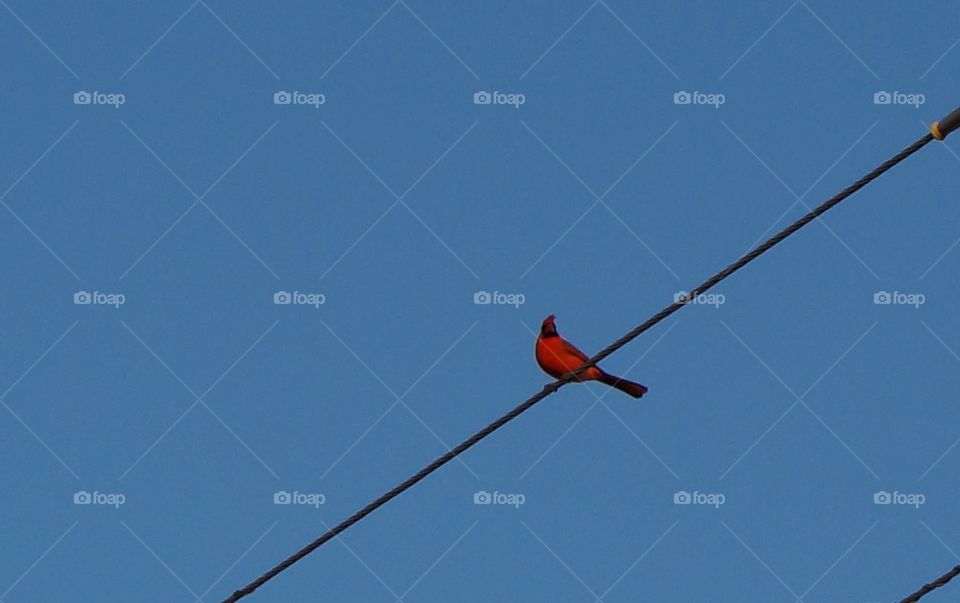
[[2, 1, 959, 601]]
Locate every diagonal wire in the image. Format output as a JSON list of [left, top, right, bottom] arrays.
[[223, 129, 936, 602], [900, 565, 960, 603]]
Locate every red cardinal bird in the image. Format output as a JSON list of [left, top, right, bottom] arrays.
[[535, 314, 648, 398]]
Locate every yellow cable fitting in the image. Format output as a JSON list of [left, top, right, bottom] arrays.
[[931, 121, 945, 141]]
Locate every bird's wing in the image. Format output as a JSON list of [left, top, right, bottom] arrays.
[[560, 338, 591, 364]]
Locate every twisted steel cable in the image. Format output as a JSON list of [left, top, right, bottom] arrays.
[[225, 128, 942, 602], [900, 564, 960, 602]]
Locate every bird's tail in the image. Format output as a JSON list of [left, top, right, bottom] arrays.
[[598, 372, 648, 399]]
